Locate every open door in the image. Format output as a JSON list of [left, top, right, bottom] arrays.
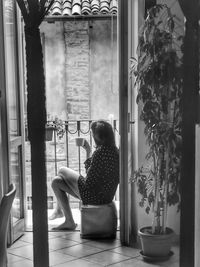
[[118, 0, 144, 245], [0, 0, 25, 244]]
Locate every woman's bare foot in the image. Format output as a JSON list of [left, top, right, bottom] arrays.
[[52, 222, 77, 231], [49, 210, 64, 220]]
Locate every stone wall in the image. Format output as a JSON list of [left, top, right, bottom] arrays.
[[64, 21, 90, 120]]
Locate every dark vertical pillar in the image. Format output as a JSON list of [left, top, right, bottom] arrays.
[[25, 27, 49, 267], [118, 0, 129, 245], [180, 16, 199, 267]]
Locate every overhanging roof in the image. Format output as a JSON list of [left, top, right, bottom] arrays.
[[48, 0, 118, 17]]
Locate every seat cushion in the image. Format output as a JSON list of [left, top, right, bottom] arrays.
[[80, 201, 117, 239]]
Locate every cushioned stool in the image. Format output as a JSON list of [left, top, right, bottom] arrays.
[[80, 201, 117, 239]]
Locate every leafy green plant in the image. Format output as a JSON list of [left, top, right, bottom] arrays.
[[130, 4, 183, 235], [53, 117, 66, 139]]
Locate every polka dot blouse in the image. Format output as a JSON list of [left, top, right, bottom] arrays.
[[78, 145, 119, 205]]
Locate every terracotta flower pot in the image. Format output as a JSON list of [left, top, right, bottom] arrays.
[[45, 127, 54, 141], [138, 226, 175, 259], [25, 126, 54, 142]]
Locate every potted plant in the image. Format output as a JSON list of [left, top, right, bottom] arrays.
[[130, 4, 183, 261], [25, 122, 54, 142], [25, 115, 65, 142], [53, 116, 66, 140]]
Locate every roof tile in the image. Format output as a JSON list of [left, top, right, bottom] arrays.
[[49, 0, 118, 16]]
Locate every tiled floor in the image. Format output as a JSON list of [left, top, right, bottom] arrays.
[[7, 231, 179, 267], [26, 203, 120, 231]]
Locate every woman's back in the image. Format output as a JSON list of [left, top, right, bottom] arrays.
[[78, 145, 119, 205]]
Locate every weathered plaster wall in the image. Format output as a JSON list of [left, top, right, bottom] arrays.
[[90, 19, 118, 120], [40, 19, 118, 121], [41, 22, 66, 120]]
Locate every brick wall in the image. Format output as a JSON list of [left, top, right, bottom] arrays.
[[64, 21, 90, 120]]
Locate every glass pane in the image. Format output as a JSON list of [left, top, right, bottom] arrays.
[[10, 146, 22, 223], [4, 0, 19, 138]]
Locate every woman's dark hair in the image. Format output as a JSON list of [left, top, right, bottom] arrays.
[[90, 120, 116, 147]]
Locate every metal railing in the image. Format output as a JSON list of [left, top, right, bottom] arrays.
[[48, 119, 119, 175]]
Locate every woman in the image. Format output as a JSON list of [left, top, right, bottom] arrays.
[[50, 120, 119, 230]]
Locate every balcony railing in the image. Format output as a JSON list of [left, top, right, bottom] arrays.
[[25, 119, 119, 209]]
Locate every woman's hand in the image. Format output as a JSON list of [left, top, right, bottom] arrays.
[[75, 138, 91, 158], [82, 140, 91, 158]]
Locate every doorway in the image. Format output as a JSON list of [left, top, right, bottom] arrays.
[[23, 10, 120, 232], [0, 0, 143, 248]]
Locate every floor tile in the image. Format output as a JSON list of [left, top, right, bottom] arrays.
[[7, 253, 24, 263], [83, 250, 130, 266], [171, 246, 180, 261], [85, 238, 122, 250], [54, 258, 102, 267], [9, 244, 33, 260], [48, 232, 63, 239], [109, 246, 140, 257], [159, 261, 179, 267], [8, 231, 179, 267], [49, 237, 79, 250], [8, 240, 29, 250], [136, 246, 179, 267], [60, 232, 90, 243], [48, 230, 75, 238], [8, 259, 33, 267], [116, 231, 120, 239], [110, 258, 161, 267], [47, 209, 81, 232], [58, 243, 102, 257], [20, 232, 33, 243], [49, 251, 76, 266]]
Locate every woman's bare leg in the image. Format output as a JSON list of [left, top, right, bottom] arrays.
[[51, 167, 80, 230], [48, 203, 63, 220]]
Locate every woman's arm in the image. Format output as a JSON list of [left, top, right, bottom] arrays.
[[83, 148, 103, 190], [82, 139, 92, 159]]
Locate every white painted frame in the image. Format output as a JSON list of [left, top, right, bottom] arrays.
[[118, 0, 144, 244]]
